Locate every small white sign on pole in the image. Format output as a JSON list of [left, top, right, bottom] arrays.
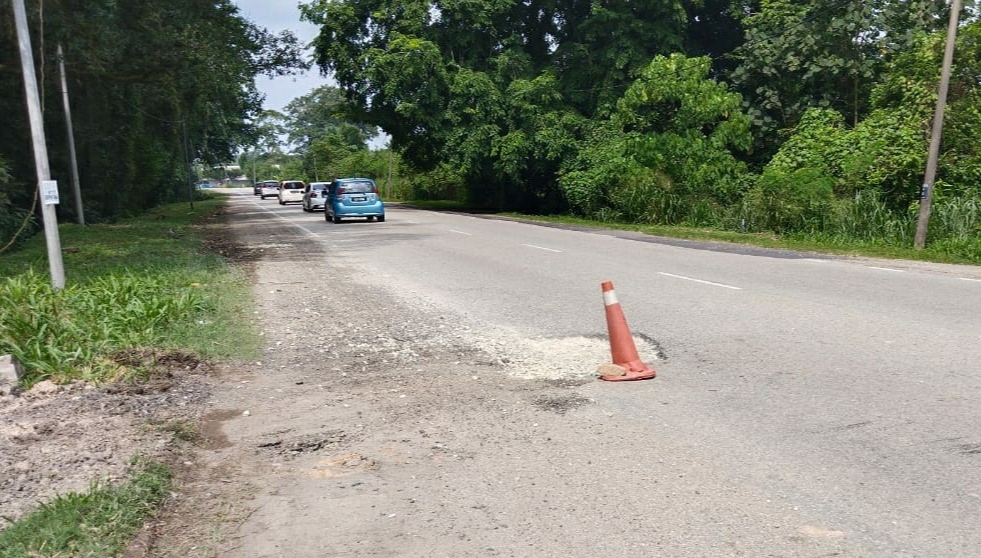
[[41, 180, 60, 205]]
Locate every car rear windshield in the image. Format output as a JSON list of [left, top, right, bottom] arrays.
[[338, 182, 375, 194], [311, 183, 328, 190], [283, 182, 303, 189], [262, 182, 278, 187]]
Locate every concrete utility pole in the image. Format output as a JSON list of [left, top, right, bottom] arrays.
[[57, 44, 84, 225], [13, 0, 65, 289], [915, 0, 963, 249], [386, 144, 394, 199]]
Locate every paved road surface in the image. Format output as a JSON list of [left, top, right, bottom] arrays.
[[229, 191, 981, 556]]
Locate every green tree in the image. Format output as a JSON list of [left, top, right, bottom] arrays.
[[728, 0, 950, 157], [0, 0, 306, 223], [561, 54, 752, 224], [283, 85, 376, 150]]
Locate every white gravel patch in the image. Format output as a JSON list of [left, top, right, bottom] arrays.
[[465, 330, 661, 381]]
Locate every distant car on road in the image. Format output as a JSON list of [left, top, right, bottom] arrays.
[[278, 180, 306, 205], [259, 180, 280, 199], [302, 182, 330, 212], [253, 181, 266, 196], [325, 178, 385, 223], [196, 182, 213, 189]]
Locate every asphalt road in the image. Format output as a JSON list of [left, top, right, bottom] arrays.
[[232, 190, 981, 556]]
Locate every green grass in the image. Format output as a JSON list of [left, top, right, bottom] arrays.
[[496, 212, 981, 265], [0, 196, 260, 386], [399, 199, 472, 211], [0, 458, 171, 558]]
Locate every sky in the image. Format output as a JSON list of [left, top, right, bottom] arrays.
[[230, 1, 389, 149]]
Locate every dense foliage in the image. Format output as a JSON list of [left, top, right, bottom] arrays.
[[0, 0, 305, 240], [298, 0, 980, 255], [4, 0, 981, 256]]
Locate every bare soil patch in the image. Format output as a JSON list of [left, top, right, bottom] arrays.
[[0, 364, 212, 524]]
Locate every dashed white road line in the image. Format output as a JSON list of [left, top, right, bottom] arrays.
[[522, 244, 562, 253], [960, 277, 981, 283], [448, 229, 473, 236], [659, 272, 742, 290], [867, 266, 905, 272], [803, 258, 830, 263]]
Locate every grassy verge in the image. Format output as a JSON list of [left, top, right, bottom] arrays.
[[0, 195, 259, 387], [0, 458, 171, 558], [491, 213, 981, 265], [398, 199, 471, 211]]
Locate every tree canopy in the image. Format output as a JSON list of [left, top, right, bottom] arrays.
[[0, 0, 305, 232]]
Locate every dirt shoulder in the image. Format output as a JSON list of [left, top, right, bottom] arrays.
[[0, 352, 211, 525], [134, 198, 614, 557]]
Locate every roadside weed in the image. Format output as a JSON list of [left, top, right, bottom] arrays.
[[0, 458, 171, 558], [0, 197, 259, 386]]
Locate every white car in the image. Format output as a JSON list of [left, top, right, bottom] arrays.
[[278, 180, 306, 205]]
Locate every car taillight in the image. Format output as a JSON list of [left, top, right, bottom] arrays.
[[336, 188, 344, 195]]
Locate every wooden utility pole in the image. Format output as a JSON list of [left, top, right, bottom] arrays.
[[13, 0, 65, 289], [915, 0, 963, 249], [57, 44, 84, 225]]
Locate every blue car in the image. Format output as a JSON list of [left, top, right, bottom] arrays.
[[324, 178, 385, 223]]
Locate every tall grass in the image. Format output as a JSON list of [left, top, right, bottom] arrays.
[[504, 190, 981, 263], [0, 271, 207, 385], [0, 196, 259, 386]]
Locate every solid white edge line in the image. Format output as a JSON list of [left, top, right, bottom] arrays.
[[522, 244, 562, 253], [960, 277, 981, 283], [867, 266, 905, 272], [659, 272, 742, 290], [448, 229, 473, 236]]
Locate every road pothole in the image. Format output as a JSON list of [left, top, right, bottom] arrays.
[[533, 393, 592, 414], [469, 333, 664, 381], [257, 430, 351, 457]]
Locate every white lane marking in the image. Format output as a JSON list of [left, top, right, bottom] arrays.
[[243, 196, 318, 237], [867, 266, 905, 273], [803, 258, 829, 263], [448, 229, 473, 236], [522, 244, 562, 253], [960, 278, 981, 283], [659, 272, 742, 291]]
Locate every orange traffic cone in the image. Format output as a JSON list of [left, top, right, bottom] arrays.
[[599, 281, 656, 382]]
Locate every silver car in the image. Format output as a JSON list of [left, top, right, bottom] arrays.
[[302, 182, 330, 212], [259, 180, 280, 199]]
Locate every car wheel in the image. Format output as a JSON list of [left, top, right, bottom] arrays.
[[332, 214, 342, 224], [377, 215, 385, 222], [366, 216, 375, 222]]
